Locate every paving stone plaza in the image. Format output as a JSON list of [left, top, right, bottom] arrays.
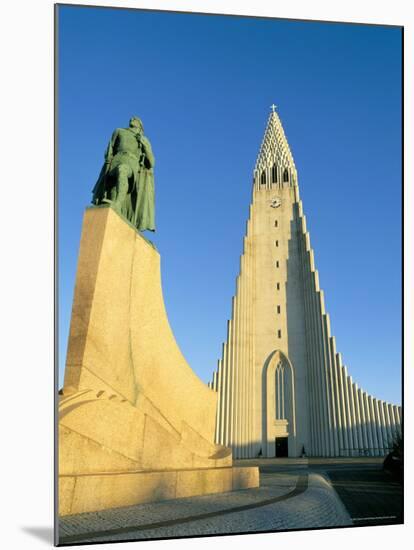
[[59, 458, 403, 544]]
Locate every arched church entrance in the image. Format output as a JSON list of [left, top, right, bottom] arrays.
[[262, 350, 296, 457]]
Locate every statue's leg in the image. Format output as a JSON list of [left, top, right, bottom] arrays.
[[109, 179, 117, 202], [113, 164, 132, 213]]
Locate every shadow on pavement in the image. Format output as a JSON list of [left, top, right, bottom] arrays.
[[326, 468, 403, 526]]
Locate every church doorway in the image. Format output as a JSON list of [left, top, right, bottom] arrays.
[[275, 437, 288, 457], [262, 350, 296, 457]]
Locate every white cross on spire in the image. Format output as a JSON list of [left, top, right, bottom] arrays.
[[270, 103, 277, 113]]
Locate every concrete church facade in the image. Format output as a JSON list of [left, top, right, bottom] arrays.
[[209, 108, 401, 459]]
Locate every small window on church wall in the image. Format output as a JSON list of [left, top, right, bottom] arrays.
[[278, 330, 282, 338], [272, 164, 277, 183], [275, 240, 279, 247], [283, 169, 289, 182], [276, 261, 279, 268], [261, 171, 266, 185], [277, 306, 281, 314], [274, 220, 278, 227], [277, 283, 280, 290]]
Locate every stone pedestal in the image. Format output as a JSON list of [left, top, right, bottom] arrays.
[[59, 206, 258, 516]]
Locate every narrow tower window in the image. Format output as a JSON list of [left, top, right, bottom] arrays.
[[283, 169, 289, 182], [274, 220, 278, 227], [276, 261, 279, 268], [275, 240, 279, 247], [278, 330, 282, 338], [277, 283, 280, 290], [272, 164, 277, 183], [277, 306, 281, 314], [261, 171, 266, 185]]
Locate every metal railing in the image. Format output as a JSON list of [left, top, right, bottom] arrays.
[[338, 447, 392, 457]]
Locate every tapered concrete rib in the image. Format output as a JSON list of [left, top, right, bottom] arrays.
[[303, 242, 318, 455], [373, 398, 383, 454], [363, 392, 374, 456], [358, 388, 369, 451], [324, 315, 339, 455], [331, 337, 344, 454], [222, 341, 229, 445], [353, 384, 363, 451], [336, 354, 348, 455], [311, 290, 324, 458]]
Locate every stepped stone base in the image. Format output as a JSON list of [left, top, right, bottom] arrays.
[[60, 466, 259, 516]]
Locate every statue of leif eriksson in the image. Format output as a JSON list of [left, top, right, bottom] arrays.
[[92, 116, 155, 232]]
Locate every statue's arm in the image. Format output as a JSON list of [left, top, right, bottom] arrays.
[[140, 135, 155, 168], [104, 129, 118, 164]]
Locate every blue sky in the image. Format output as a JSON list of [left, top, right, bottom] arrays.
[[58, 5, 402, 405]]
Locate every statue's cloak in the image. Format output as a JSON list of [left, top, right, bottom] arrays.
[[92, 129, 155, 232]]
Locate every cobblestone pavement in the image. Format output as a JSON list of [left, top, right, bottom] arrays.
[[59, 471, 351, 544], [245, 458, 403, 528]]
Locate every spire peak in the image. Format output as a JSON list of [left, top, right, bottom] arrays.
[[253, 107, 297, 189]]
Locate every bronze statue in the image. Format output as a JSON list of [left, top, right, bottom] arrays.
[[92, 116, 155, 232]]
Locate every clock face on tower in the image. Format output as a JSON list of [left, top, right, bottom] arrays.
[[270, 197, 281, 208]]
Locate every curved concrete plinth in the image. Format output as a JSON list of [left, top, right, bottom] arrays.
[[59, 206, 258, 516]]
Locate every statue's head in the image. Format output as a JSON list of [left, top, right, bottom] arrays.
[[129, 116, 143, 132]]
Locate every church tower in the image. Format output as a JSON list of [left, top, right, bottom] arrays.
[[209, 107, 401, 458]]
